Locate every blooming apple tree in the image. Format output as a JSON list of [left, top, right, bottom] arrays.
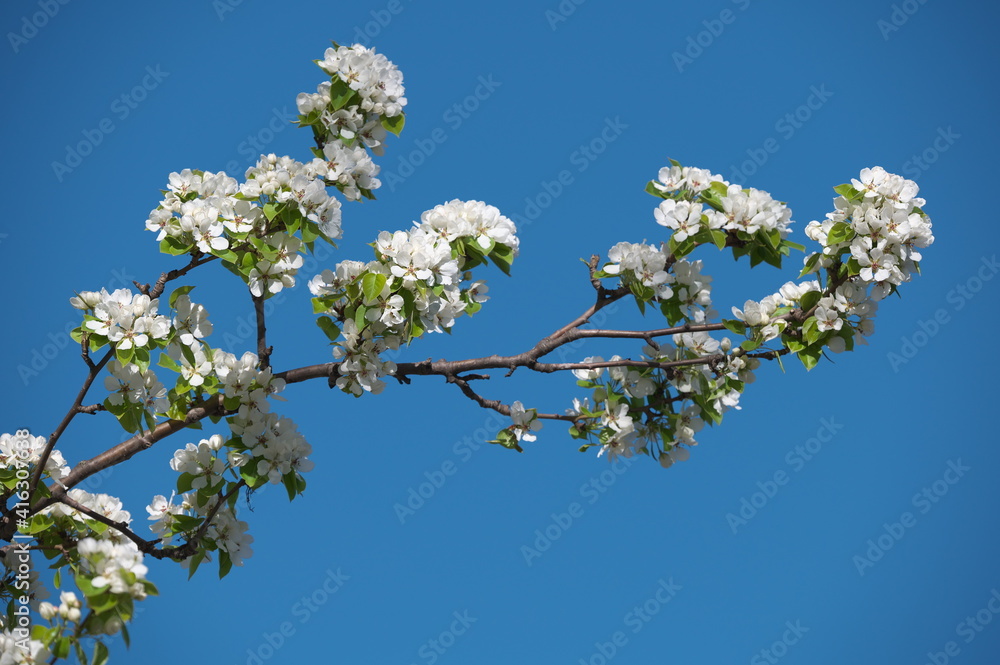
[[0, 41, 933, 664]]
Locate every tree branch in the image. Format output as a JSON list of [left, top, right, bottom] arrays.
[[445, 374, 575, 422], [24, 349, 114, 511], [253, 294, 272, 370], [8, 395, 227, 535], [55, 494, 159, 555], [133, 252, 218, 300]]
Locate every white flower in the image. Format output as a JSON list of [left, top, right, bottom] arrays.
[[732, 300, 770, 326], [509, 401, 542, 443], [814, 305, 842, 332], [317, 44, 407, 117], [172, 294, 212, 346], [572, 357, 606, 381], [655, 199, 704, 241]]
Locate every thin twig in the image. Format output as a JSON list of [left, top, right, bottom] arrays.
[[253, 294, 272, 369], [133, 252, 218, 299]]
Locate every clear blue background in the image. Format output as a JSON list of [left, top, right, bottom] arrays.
[[2, 0, 998, 663]]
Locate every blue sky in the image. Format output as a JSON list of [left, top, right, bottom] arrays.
[[2, 0, 998, 663]]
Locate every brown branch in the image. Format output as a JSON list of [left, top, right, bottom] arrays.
[[17, 479, 245, 565], [133, 252, 218, 299], [445, 374, 575, 422], [23, 348, 114, 514], [253, 294, 272, 370], [56, 494, 159, 554], [4, 395, 227, 537], [4, 253, 817, 539]]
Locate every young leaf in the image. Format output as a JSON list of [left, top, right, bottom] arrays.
[[168, 285, 196, 309], [316, 316, 341, 341], [722, 319, 747, 336], [361, 272, 387, 304], [381, 113, 405, 136]]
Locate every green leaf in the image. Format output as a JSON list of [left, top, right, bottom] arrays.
[[740, 338, 762, 352], [361, 272, 387, 304], [659, 298, 683, 325], [159, 236, 192, 256], [833, 183, 861, 201], [115, 344, 134, 366], [722, 319, 747, 336], [710, 229, 727, 250], [115, 407, 140, 434], [263, 202, 280, 222], [158, 352, 182, 373], [219, 550, 233, 579], [187, 551, 205, 579], [799, 290, 821, 313], [802, 316, 821, 345], [328, 77, 357, 110], [708, 180, 729, 197], [826, 221, 855, 246], [798, 345, 822, 370], [645, 180, 668, 199], [93, 642, 110, 665], [316, 316, 340, 341], [380, 113, 405, 136], [668, 236, 695, 259], [25, 514, 54, 535], [762, 228, 780, 250], [53, 637, 71, 659], [782, 335, 806, 353], [312, 296, 335, 314], [76, 575, 101, 598], [354, 304, 368, 330], [489, 243, 515, 276], [799, 253, 822, 278], [132, 346, 150, 374], [171, 514, 203, 533], [168, 285, 195, 309], [407, 317, 424, 342], [176, 473, 196, 494], [301, 219, 320, 244], [488, 429, 524, 453], [283, 471, 298, 501]]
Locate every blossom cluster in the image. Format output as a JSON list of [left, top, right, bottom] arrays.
[[652, 164, 794, 239], [566, 332, 744, 466], [310, 199, 517, 395], [805, 166, 934, 297], [731, 277, 877, 355], [76, 537, 149, 599], [318, 44, 407, 117], [298, 44, 405, 155], [38, 591, 82, 624], [71, 288, 171, 353], [603, 247, 717, 325], [0, 430, 69, 481], [295, 43, 406, 206], [0, 630, 51, 663], [604, 242, 674, 300], [146, 488, 255, 568], [144, 158, 341, 298]]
